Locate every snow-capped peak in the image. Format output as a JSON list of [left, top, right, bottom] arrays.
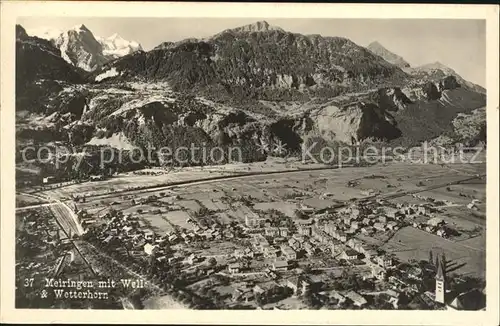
[[71, 24, 91, 33], [100, 33, 143, 58], [25, 24, 143, 71], [26, 26, 63, 41], [108, 33, 121, 40]]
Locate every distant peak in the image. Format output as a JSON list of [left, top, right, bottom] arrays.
[[252, 20, 270, 29], [367, 41, 390, 51], [436, 62, 455, 71], [108, 33, 122, 40], [366, 41, 411, 69], [227, 20, 285, 33], [368, 41, 383, 47], [72, 24, 91, 33], [421, 61, 452, 71], [25, 26, 63, 40]]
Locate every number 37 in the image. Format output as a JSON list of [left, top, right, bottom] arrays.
[[24, 278, 34, 287]]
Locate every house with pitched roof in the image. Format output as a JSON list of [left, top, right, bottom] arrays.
[[345, 291, 367, 307]]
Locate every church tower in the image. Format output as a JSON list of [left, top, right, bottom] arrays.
[[435, 254, 446, 304]]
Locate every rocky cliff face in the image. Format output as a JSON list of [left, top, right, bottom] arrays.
[[429, 107, 486, 148], [306, 86, 412, 144], [391, 83, 486, 146], [54, 24, 109, 71], [405, 62, 485, 94], [452, 107, 486, 145]]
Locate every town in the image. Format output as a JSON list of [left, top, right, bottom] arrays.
[[16, 160, 486, 310]]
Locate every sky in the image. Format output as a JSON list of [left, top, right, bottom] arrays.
[[18, 17, 486, 87]]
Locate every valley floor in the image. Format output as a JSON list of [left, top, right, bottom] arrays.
[[15, 158, 487, 309]]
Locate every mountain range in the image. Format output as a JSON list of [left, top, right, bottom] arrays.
[[15, 21, 486, 177], [26, 24, 143, 71]]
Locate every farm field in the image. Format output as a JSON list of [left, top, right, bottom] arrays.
[[33, 161, 486, 234], [33, 169, 234, 199], [439, 206, 485, 229], [253, 201, 299, 218], [31, 160, 486, 213], [382, 226, 485, 278], [163, 210, 193, 230], [213, 212, 232, 224], [226, 204, 258, 223], [177, 200, 203, 213], [182, 189, 227, 201], [16, 194, 47, 207], [20, 161, 486, 222], [142, 214, 175, 233], [26, 158, 333, 200], [199, 199, 229, 211], [302, 197, 339, 209], [192, 241, 240, 257]]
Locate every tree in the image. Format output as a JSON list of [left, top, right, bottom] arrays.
[[255, 293, 263, 307], [428, 250, 433, 264], [200, 286, 210, 296], [206, 289, 217, 298], [303, 265, 312, 274], [302, 290, 321, 309], [207, 257, 217, 267], [294, 209, 306, 219], [371, 294, 394, 310]]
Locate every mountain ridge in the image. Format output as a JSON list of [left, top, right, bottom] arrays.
[[91, 23, 411, 102]]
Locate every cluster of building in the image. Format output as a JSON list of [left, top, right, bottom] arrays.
[[72, 183, 484, 310], [84, 210, 180, 263], [218, 196, 474, 306], [226, 201, 408, 282], [412, 217, 451, 238], [42, 174, 106, 185], [17, 209, 77, 281], [83, 206, 247, 280], [21, 209, 72, 250]]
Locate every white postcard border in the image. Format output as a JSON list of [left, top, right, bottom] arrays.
[[1, 2, 499, 325]]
